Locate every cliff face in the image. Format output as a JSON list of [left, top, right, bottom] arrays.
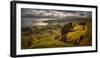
[[60, 21, 92, 46]]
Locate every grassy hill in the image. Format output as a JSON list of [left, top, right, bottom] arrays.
[[21, 17, 92, 49]]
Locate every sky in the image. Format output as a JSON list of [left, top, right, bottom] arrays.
[[21, 8, 92, 26]]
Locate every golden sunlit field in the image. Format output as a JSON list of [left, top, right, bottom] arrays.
[[21, 18, 92, 49]]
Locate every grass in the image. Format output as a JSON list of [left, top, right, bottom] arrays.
[[21, 20, 92, 49], [29, 38, 74, 49]]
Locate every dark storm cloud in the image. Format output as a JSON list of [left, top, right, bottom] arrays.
[[21, 8, 92, 19]]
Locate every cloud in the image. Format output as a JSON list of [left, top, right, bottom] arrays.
[[21, 8, 92, 19]]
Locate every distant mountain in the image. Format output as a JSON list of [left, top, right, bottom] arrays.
[[43, 17, 91, 23]]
